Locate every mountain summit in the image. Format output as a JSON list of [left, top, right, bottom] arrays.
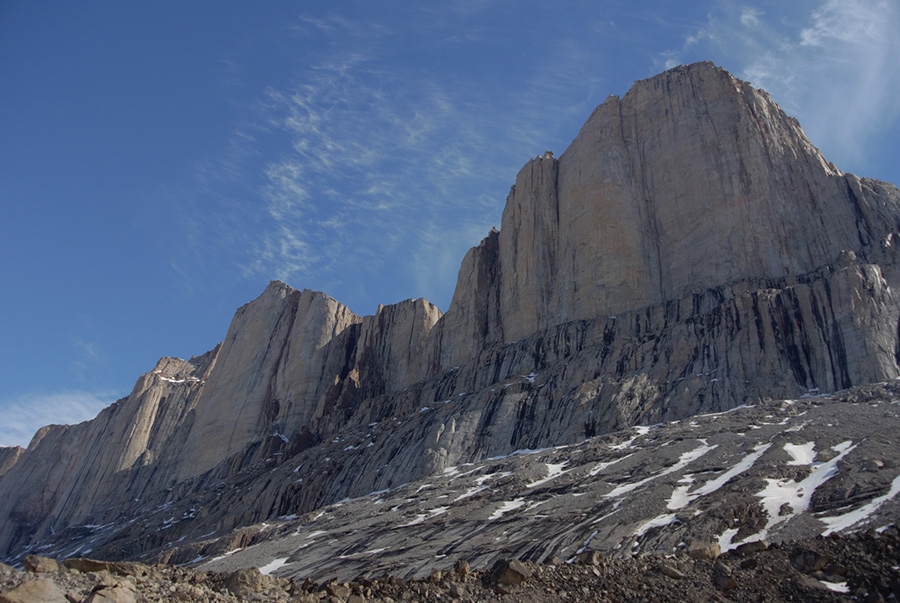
[[2, 62, 900, 569]]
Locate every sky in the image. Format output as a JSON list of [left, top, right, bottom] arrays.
[[1, 0, 899, 447]]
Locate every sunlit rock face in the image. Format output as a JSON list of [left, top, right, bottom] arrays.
[[2, 61, 900, 565]]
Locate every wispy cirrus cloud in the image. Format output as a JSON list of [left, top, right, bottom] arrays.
[[237, 18, 535, 309], [0, 390, 118, 448], [662, 0, 900, 173], [239, 6, 625, 311]]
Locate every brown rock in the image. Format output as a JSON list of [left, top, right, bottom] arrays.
[[449, 582, 467, 597], [0, 578, 68, 603], [454, 559, 470, 576], [23, 555, 60, 573], [687, 540, 721, 560], [660, 564, 685, 579], [577, 550, 604, 566], [84, 585, 136, 603], [490, 559, 532, 586], [0, 447, 24, 478], [63, 558, 149, 577], [326, 581, 352, 599], [224, 567, 273, 597]]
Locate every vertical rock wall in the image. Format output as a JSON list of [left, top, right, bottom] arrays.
[[3, 62, 900, 562]]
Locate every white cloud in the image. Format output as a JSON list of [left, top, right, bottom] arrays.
[[663, 0, 900, 173], [740, 6, 762, 27], [0, 390, 118, 448], [240, 38, 525, 308], [237, 9, 622, 311]]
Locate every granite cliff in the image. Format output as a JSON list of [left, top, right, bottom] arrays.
[[2, 61, 900, 566]]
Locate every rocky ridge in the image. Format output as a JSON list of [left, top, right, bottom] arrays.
[[2, 61, 900, 573], [2, 381, 900, 602]]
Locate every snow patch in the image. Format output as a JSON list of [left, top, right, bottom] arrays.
[[610, 426, 653, 451], [605, 441, 716, 499], [588, 454, 632, 477], [488, 499, 526, 520], [717, 527, 740, 552], [527, 462, 569, 488], [259, 557, 289, 575], [822, 581, 850, 593], [821, 472, 900, 535], [633, 513, 678, 537], [667, 443, 771, 510], [784, 442, 816, 466], [753, 441, 855, 541]]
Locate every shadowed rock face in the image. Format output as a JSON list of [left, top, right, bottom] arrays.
[[2, 61, 900, 564]]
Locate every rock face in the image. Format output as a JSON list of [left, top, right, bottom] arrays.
[[2, 61, 900, 564], [0, 449, 23, 479]]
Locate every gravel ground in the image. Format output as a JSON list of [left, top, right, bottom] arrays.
[[2, 526, 899, 602]]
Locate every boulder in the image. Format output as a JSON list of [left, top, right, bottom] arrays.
[[0, 578, 67, 603], [489, 559, 532, 586], [22, 556, 59, 573], [224, 567, 273, 597], [687, 540, 721, 560]]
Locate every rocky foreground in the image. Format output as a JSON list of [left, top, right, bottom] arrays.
[[2, 527, 899, 602]]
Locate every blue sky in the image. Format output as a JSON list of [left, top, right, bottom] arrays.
[[1, 0, 898, 447]]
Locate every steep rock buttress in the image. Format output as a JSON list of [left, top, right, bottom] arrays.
[[3, 62, 900, 563]]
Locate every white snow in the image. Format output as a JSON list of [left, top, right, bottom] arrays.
[[694, 404, 751, 419], [588, 454, 632, 477], [452, 485, 489, 502], [605, 441, 716, 499], [667, 443, 771, 510], [259, 557, 289, 575], [397, 506, 448, 528], [488, 498, 526, 520], [633, 513, 678, 537], [784, 442, 816, 466], [527, 462, 569, 488], [610, 426, 653, 450], [753, 441, 855, 541], [666, 475, 695, 510], [717, 527, 740, 552], [821, 472, 900, 535], [822, 581, 850, 593]]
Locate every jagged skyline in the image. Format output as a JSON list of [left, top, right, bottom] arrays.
[[2, 0, 899, 446]]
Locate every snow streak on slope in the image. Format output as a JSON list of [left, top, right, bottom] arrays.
[[147, 391, 900, 583], [752, 441, 856, 542], [821, 473, 900, 535], [667, 443, 772, 511]]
